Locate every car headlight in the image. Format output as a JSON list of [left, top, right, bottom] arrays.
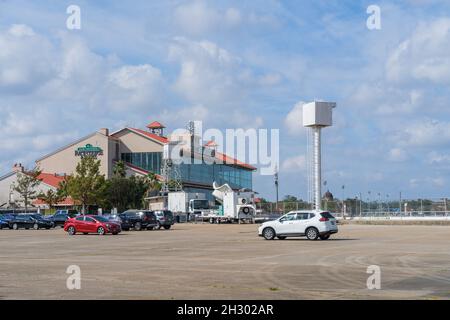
[[106, 224, 111, 228]]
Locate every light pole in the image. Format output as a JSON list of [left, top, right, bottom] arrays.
[[386, 194, 390, 215], [359, 192, 362, 217]]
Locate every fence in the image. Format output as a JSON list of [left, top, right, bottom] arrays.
[[256, 198, 449, 218]]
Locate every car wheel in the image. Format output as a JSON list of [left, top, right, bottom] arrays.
[[134, 222, 142, 231], [33, 223, 39, 230], [163, 225, 171, 230], [320, 234, 330, 240], [262, 227, 276, 240], [97, 227, 106, 235], [67, 226, 76, 235], [277, 236, 286, 240], [112, 232, 119, 235], [12, 223, 18, 230], [306, 227, 319, 240]]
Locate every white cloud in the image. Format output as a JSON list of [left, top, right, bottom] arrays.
[[386, 18, 450, 84], [409, 177, 445, 188], [427, 151, 450, 165], [174, 1, 242, 35], [0, 25, 56, 93], [284, 101, 306, 135], [388, 148, 409, 162], [281, 155, 306, 172], [169, 37, 245, 105], [0, 25, 166, 173], [397, 119, 450, 147]]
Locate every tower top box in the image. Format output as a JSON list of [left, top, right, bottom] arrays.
[[302, 101, 336, 127]]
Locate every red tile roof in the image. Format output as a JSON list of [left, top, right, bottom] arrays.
[[128, 127, 169, 144], [37, 173, 66, 188], [33, 197, 76, 206], [215, 151, 257, 170], [111, 160, 164, 181], [146, 121, 165, 129], [115, 127, 255, 170]]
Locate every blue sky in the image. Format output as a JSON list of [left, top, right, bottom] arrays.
[[0, 0, 449, 201]]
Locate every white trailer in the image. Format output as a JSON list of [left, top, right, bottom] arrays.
[[205, 182, 256, 224], [168, 192, 213, 217]]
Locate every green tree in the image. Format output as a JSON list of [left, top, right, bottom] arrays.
[[65, 156, 107, 214], [106, 162, 133, 212], [129, 176, 149, 209], [13, 167, 42, 213], [113, 160, 126, 178], [37, 189, 64, 211], [145, 172, 161, 197]]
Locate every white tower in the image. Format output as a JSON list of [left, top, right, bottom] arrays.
[[303, 101, 336, 210]]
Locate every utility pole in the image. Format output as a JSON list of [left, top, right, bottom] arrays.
[[399, 191, 402, 216]]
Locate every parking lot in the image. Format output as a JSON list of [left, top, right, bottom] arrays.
[[0, 223, 449, 300]]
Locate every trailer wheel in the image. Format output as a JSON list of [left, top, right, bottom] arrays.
[[209, 218, 215, 224]]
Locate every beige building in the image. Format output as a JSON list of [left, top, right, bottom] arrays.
[[0, 121, 255, 210]]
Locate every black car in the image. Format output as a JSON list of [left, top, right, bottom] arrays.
[[9, 214, 54, 230], [46, 212, 70, 228], [0, 214, 16, 229], [153, 210, 175, 230], [118, 210, 158, 231]]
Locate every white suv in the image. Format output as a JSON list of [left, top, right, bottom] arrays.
[[258, 210, 338, 240]]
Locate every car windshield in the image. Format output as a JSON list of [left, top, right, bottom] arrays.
[[92, 216, 109, 222]]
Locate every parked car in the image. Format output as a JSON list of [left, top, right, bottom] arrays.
[[46, 212, 75, 228], [153, 210, 174, 230], [258, 210, 338, 241], [118, 210, 158, 231], [64, 215, 121, 235], [104, 214, 122, 223], [0, 214, 16, 229], [9, 214, 55, 230], [0, 217, 9, 229], [53, 209, 79, 218]]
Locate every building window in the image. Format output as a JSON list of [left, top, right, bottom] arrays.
[[121, 152, 162, 174]]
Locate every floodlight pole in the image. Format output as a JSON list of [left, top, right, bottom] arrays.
[[313, 127, 321, 211]]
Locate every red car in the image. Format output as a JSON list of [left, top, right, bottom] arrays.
[[64, 215, 121, 235]]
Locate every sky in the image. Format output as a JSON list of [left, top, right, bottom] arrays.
[[0, 0, 449, 201]]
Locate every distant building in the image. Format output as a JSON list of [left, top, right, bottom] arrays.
[[0, 164, 74, 210], [0, 120, 256, 209], [323, 190, 334, 201]]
